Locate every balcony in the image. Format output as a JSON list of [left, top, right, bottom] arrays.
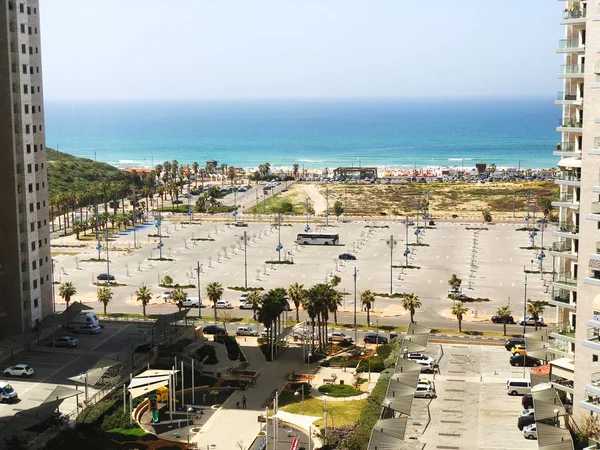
[[554, 222, 579, 239], [580, 392, 600, 415], [555, 171, 581, 182], [554, 142, 581, 157], [552, 192, 580, 209], [562, 9, 586, 20], [586, 202, 600, 222], [547, 292, 576, 309], [546, 338, 572, 356], [583, 327, 600, 351], [584, 268, 600, 287], [560, 64, 585, 79], [552, 321, 576, 339], [557, 38, 584, 54], [558, 117, 583, 129], [550, 375, 574, 394], [553, 271, 578, 290], [550, 241, 577, 259]]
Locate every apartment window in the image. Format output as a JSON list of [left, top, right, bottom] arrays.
[[37, 86, 40, 93], [26, 144, 31, 154], [46, 275, 49, 281], [38, 239, 41, 248], [29, 66, 33, 74], [41, 163, 44, 169], [45, 257, 48, 263], [43, 220, 46, 226], [24, 104, 29, 114], [39, 125, 42, 131], [32, 260, 36, 270], [42, 200, 45, 207], [33, 144, 37, 152], [21, 44, 26, 54], [25, 124, 30, 134], [36, 67, 39, 73], [32, 279, 37, 289], [35, 47, 38, 54], [37, 221, 41, 229], [22, 281, 27, 291], [44, 238, 47, 244], [595, 355, 599, 363], [34, 8, 37, 14], [23, 84, 28, 94], [32, 125, 36, 133], [20, 23, 25, 33], [42, 182, 45, 188], [39, 258, 42, 267], [34, 27, 37, 34], [36, 201, 40, 210], [19, 3, 24, 13], [28, 202, 33, 212], [22, 64, 26, 74], [11, 64, 16, 74], [35, 183, 39, 191], [28, 46, 32, 55], [26, 6, 30, 14], [27, 26, 31, 35], [40, 277, 43, 286], [20, 243, 26, 252], [30, 241, 35, 251], [34, 163, 38, 171], [29, 222, 34, 232], [8, 2, 13, 10], [33, 298, 38, 308], [21, 262, 26, 272], [28, 183, 32, 193]]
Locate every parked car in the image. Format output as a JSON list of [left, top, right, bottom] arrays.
[[510, 354, 541, 367], [328, 332, 353, 343], [54, 336, 79, 348], [236, 326, 258, 337], [74, 324, 102, 335], [96, 273, 115, 281], [178, 298, 200, 308], [447, 290, 467, 300], [518, 415, 535, 431], [522, 394, 534, 409], [161, 291, 173, 300], [202, 325, 226, 335], [511, 345, 527, 356], [414, 383, 436, 399], [338, 253, 357, 260], [0, 382, 18, 403], [507, 378, 531, 396], [518, 316, 546, 327], [523, 423, 537, 440], [405, 353, 436, 373], [363, 333, 388, 344], [234, 222, 248, 227], [212, 300, 233, 309], [4, 364, 34, 377], [239, 301, 254, 309], [520, 409, 535, 418], [505, 337, 525, 351], [492, 315, 515, 324]]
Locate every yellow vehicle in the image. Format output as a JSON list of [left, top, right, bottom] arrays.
[[511, 345, 527, 356]]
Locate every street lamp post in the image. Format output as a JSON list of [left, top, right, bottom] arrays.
[[353, 267, 358, 344], [305, 196, 310, 229], [538, 218, 548, 279], [196, 262, 202, 318], [325, 187, 329, 226], [243, 231, 248, 288], [386, 235, 397, 295], [277, 213, 282, 262], [361, 351, 378, 382], [132, 209, 137, 248], [404, 216, 411, 266], [294, 388, 305, 415]]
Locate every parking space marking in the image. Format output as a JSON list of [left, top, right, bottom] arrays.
[[443, 399, 464, 402]]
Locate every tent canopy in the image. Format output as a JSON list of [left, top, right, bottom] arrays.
[[367, 417, 408, 449], [537, 422, 574, 449], [557, 158, 581, 168], [127, 369, 178, 399]]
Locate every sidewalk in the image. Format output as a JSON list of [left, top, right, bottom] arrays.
[[191, 343, 307, 450]]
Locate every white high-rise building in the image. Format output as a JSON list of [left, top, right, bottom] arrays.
[[0, 0, 52, 336]]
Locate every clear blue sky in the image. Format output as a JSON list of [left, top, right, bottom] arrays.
[[40, 0, 562, 101]]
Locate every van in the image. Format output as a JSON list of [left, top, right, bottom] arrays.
[[66, 312, 100, 330], [506, 378, 531, 396], [0, 381, 18, 403]]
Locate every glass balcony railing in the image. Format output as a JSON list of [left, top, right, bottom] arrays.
[[589, 269, 600, 280], [587, 328, 600, 344], [548, 339, 571, 353], [557, 91, 579, 101], [563, 9, 586, 20], [556, 171, 581, 182], [557, 222, 579, 233], [559, 118, 583, 128], [554, 321, 576, 337], [552, 241, 573, 252], [558, 38, 582, 49], [554, 272, 578, 286], [593, 202, 600, 214], [561, 64, 585, 75], [555, 192, 576, 202], [556, 142, 576, 152]]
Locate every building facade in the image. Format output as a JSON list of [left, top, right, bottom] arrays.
[[0, 0, 52, 336]]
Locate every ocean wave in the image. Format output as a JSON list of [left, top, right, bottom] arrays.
[[297, 159, 326, 163], [448, 158, 473, 161], [118, 160, 138, 163]]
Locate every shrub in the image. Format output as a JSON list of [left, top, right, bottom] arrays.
[[317, 384, 362, 398], [196, 345, 218, 365]]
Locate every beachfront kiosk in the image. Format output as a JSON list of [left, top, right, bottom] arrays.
[[333, 166, 378, 180]]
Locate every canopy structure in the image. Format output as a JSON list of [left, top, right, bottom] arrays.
[[549, 358, 575, 381], [0, 399, 65, 437], [43, 386, 81, 403], [128, 368, 178, 399], [153, 309, 190, 336], [531, 365, 551, 387], [37, 302, 92, 329], [367, 417, 408, 450], [537, 423, 574, 449], [0, 331, 39, 350], [557, 158, 581, 169], [68, 356, 124, 386]]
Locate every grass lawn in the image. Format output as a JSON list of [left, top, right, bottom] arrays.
[[279, 395, 366, 428], [317, 384, 363, 398]]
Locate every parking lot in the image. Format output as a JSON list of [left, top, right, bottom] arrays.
[[0, 322, 146, 428], [411, 342, 537, 450]]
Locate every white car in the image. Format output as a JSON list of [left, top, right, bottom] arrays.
[[4, 364, 34, 377], [405, 353, 436, 373], [236, 326, 258, 336], [520, 408, 535, 418], [523, 423, 537, 440], [213, 300, 233, 309], [414, 383, 435, 399], [239, 301, 254, 309], [161, 291, 173, 300], [328, 332, 353, 343], [179, 298, 200, 308]]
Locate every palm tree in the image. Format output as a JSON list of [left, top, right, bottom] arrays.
[[257, 289, 286, 359], [329, 289, 343, 325], [206, 282, 224, 324], [246, 290, 263, 324], [496, 305, 512, 336], [58, 282, 77, 309], [527, 300, 547, 331], [192, 162, 199, 188], [302, 287, 319, 352], [401, 293, 422, 324], [135, 286, 153, 316], [293, 163, 299, 179], [451, 301, 469, 332], [287, 282, 305, 322], [360, 290, 376, 326], [171, 287, 187, 311], [97, 287, 113, 315], [329, 275, 341, 288]]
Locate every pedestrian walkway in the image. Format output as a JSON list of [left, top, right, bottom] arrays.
[[191, 343, 308, 450]]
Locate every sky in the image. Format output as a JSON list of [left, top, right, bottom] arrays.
[[40, 0, 563, 101]]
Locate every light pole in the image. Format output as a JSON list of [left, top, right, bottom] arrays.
[[353, 267, 358, 344], [105, 229, 110, 280], [361, 351, 378, 382], [132, 209, 137, 248], [523, 271, 528, 339], [386, 235, 397, 295], [538, 218, 548, 279], [156, 216, 164, 259], [187, 184, 191, 224], [307, 351, 313, 384], [294, 388, 305, 415], [305, 196, 310, 229], [325, 187, 329, 226], [51, 259, 56, 352], [276, 213, 283, 262], [196, 262, 202, 318], [243, 231, 248, 288], [404, 216, 411, 266]]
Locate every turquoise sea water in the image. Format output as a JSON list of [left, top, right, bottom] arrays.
[[44, 98, 559, 170]]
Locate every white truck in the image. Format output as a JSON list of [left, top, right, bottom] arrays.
[[66, 312, 100, 330]]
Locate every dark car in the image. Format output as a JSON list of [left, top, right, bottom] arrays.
[[338, 253, 357, 260], [96, 273, 115, 281], [492, 315, 515, 324], [517, 415, 535, 431], [522, 394, 534, 409], [505, 337, 525, 351], [234, 222, 248, 227], [202, 325, 226, 335], [363, 333, 388, 344], [510, 354, 541, 367], [54, 336, 79, 348]]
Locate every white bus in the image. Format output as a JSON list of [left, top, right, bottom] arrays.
[[296, 233, 339, 245]]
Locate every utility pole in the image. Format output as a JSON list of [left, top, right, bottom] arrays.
[[105, 229, 110, 279], [306, 196, 309, 229], [387, 235, 397, 295], [132, 209, 137, 248], [523, 271, 528, 338], [277, 213, 283, 262], [196, 262, 202, 317], [326, 187, 329, 226], [353, 267, 358, 344], [243, 231, 248, 288], [404, 216, 411, 267], [156, 216, 164, 259]]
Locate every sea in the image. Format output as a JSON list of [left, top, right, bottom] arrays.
[[44, 98, 560, 171]]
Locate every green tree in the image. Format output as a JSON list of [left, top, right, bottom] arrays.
[[135, 286, 153, 317], [333, 200, 345, 219], [482, 209, 492, 223], [496, 305, 512, 336], [161, 275, 173, 286], [401, 293, 422, 324], [258, 288, 286, 359], [287, 282, 305, 322], [448, 274, 462, 293], [246, 290, 263, 324], [293, 163, 299, 179], [527, 300, 547, 331], [97, 286, 113, 315], [206, 282, 224, 324], [58, 282, 77, 309], [451, 301, 469, 332], [360, 290, 376, 326], [540, 197, 554, 218], [171, 287, 187, 311]]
